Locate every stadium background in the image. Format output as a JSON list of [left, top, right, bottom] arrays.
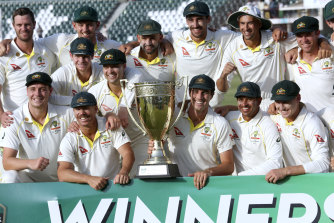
[[0, 0, 332, 105]]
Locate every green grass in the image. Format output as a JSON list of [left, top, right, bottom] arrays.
[[221, 75, 241, 106]]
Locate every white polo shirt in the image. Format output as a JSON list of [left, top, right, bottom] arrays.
[[271, 105, 330, 173], [0, 40, 57, 111], [221, 31, 297, 111], [51, 62, 104, 105], [0, 103, 73, 182], [166, 29, 239, 107], [37, 33, 121, 68], [128, 46, 176, 82], [167, 106, 235, 176], [57, 117, 130, 179], [288, 47, 334, 112], [225, 110, 282, 175], [317, 107, 334, 155]]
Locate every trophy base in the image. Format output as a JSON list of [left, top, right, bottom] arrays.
[[136, 164, 181, 179]]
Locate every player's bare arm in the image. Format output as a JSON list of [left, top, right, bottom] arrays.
[[113, 142, 134, 185]]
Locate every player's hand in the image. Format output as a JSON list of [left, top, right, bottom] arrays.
[[105, 112, 121, 130], [29, 157, 50, 171], [113, 171, 130, 184], [221, 62, 237, 78], [285, 47, 298, 64], [87, 176, 109, 190], [208, 27, 217, 32], [147, 139, 155, 155], [0, 111, 13, 128], [0, 39, 12, 56], [318, 40, 332, 59], [188, 171, 210, 190], [265, 168, 287, 184], [330, 156, 334, 170], [267, 102, 278, 115], [95, 31, 107, 42], [214, 106, 230, 117], [272, 27, 287, 42], [119, 43, 135, 55], [118, 107, 129, 128], [67, 121, 80, 133], [160, 39, 174, 56]]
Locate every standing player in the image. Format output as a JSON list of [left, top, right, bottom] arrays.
[[266, 80, 330, 183], [149, 75, 235, 190], [51, 37, 104, 105], [0, 72, 73, 183], [287, 16, 334, 112], [89, 49, 146, 178], [225, 82, 282, 175], [57, 92, 134, 190], [324, 0, 334, 43], [127, 19, 176, 82], [0, 8, 57, 124]]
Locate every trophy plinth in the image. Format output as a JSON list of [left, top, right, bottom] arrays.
[[121, 78, 188, 179]]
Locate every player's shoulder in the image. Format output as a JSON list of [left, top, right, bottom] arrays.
[[89, 79, 107, 95], [209, 107, 230, 127], [225, 110, 240, 122]]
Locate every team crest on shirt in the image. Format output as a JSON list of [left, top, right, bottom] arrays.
[[181, 47, 190, 57], [321, 60, 333, 72], [50, 120, 61, 134], [201, 126, 211, 136], [264, 46, 274, 57], [79, 146, 89, 155], [205, 42, 216, 54], [174, 127, 184, 137], [35, 56, 46, 68], [133, 58, 143, 67], [158, 58, 168, 68], [315, 134, 325, 143], [298, 66, 307, 75], [250, 130, 260, 143], [100, 134, 112, 148], [238, 59, 250, 67], [292, 128, 301, 139], [25, 130, 35, 139]]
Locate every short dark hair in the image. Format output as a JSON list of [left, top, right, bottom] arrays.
[[12, 8, 35, 24]]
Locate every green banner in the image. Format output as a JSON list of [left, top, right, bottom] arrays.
[[1, 174, 334, 222]]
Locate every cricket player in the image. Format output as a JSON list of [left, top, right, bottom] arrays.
[[0, 72, 73, 183], [266, 80, 330, 183], [57, 92, 135, 190], [224, 82, 282, 175]]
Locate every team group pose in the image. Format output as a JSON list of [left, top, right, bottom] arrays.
[[0, 1, 333, 190]]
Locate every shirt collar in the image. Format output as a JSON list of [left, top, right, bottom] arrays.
[[78, 116, 106, 137], [239, 30, 272, 51], [23, 102, 57, 123], [285, 105, 307, 126], [11, 39, 41, 56], [184, 28, 214, 43], [237, 109, 263, 125], [182, 103, 214, 124]]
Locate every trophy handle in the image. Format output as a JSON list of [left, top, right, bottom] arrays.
[[120, 79, 147, 136], [168, 76, 188, 131]]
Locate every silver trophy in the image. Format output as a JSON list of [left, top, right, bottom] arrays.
[[121, 77, 188, 178]]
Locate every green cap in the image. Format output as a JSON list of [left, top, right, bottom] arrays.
[[324, 0, 334, 21], [99, 49, 126, 65], [189, 74, 215, 92], [71, 92, 97, 108], [70, 37, 94, 56], [292, 16, 319, 35], [271, 80, 300, 101], [183, 1, 210, 17], [235, 82, 261, 98], [73, 6, 98, 22], [137, 19, 162, 35], [26, 72, 52, 87]]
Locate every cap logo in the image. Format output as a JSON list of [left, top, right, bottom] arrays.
[[297, 22, 305, 29], [195, 77, 205, 84], [189, 5, 196, 11], [241, 6, 249, 12], [105, 54, 113, 60], [77, 97, 87, 103], [80, 11, 89, 16], [77, 43, 87, 50], [240, 86, 249, 92], [32, 74, 41, 79], [276, 88, 286, 95], [144, 24, 152, 30]]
